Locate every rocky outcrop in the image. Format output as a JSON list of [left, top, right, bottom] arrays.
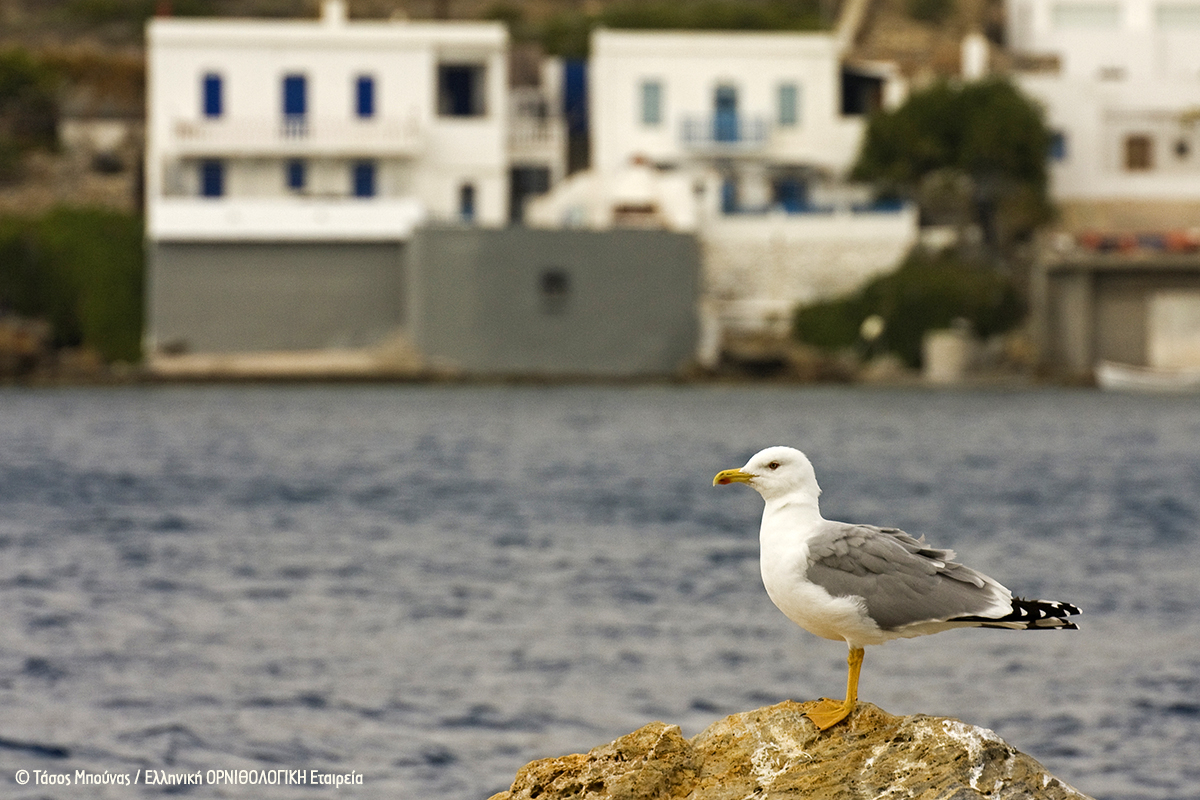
[[489, 701, 1093, 800]]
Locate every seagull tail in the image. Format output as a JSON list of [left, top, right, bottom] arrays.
[[952, 596, 1081, 630]]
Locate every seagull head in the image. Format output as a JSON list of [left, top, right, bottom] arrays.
[[713, 446, 822, 505]]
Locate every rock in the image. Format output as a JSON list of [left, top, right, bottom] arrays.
[[489, 701, 1092, 800]]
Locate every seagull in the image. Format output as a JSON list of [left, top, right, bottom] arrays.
[[713, 446, 1080, 731]]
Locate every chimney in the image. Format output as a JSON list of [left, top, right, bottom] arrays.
[[961, 31, 989, 81], [322, 0, 347, 25]]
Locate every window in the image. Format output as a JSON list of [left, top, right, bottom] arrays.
[[720, 176, 738, 214], [199, 160, 224, 197], [1049, 131, 1068, 161], [841, 69, 884, 115], [285, 159, 306, 192], [773, 179, 806, 212], [1157, 2, 1200, 27], [438, 64, 486, 117], [777, 82, 800, 127], [356, 75, 375, 118], [1052, 2, 1120, 28], [640, 80, 663, 126], [282, 73, 307, 135], [1125, 134, 1153, 171], [202, 73, 222, 118], [459, 183, 476, 221], [713, 85, 738, 142], [352, 161, 376, 197], [539, 269, 570, 315]]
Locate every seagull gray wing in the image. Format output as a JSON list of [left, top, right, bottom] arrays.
[[805, 523, 1011, 631]]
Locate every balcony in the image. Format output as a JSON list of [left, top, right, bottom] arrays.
[[148, 196, 427, 241], [168, 116, 423, 158], [680, 114, 770, 153]]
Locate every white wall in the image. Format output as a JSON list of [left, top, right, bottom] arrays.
[[703, 208, 919, 333], [590, 30, 864, 177], [1009, 0, 1200, 209], [146, 13, 508, 239]]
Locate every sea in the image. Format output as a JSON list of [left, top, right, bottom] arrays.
[[0, 384, 1197, 800]]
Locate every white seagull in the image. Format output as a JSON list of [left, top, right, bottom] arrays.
[[713, 446, 1079, 731]]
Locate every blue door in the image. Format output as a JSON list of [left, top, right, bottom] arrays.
[[286, 159, 306, 192], [459, 183, 476, 222], [283, 74, 306, 116], [714, 85, 738, 142], [356, 75, 375, 118], [200, 160, 224, 197], [202, 73, 222, 118], [352, 161, 376, 198]]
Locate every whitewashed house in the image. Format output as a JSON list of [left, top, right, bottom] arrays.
[[1009, 0, 1200, 231], [143, 0, 509, 367], [528, 27, 917, 352], [1012, 0, 1200, 377]]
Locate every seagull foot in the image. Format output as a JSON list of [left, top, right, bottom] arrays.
[[805, 697, 855, 731]]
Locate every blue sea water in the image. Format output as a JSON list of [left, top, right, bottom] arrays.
[[0, 384, 1197, 799]]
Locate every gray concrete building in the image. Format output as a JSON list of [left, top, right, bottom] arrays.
[[407, 227, 698, 377], [145, 227, 700, 378], [1031, 250, 1200, 379]]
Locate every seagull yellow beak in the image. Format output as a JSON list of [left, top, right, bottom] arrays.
[[713, 468, 753, 486]]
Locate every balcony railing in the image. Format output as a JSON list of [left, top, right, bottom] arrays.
[[169, 116, 423, 157], [680, 114, 769, 152], [148, 196, 427, 241]]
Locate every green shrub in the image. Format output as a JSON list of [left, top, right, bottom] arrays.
[[907, 0, 954, 23], [792, 249, 1025, 367], [534, 0, 826, 57], [0, 207, 143, 362]]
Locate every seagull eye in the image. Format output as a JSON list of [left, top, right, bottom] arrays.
[[767, 461, 781, 470]]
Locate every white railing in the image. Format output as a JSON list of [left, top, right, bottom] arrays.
[[169, 116, 423, 156], [680, 114, 770, 152], [148, 196, 427, 241]]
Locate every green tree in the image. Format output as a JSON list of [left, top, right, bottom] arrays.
[[0, 48, 61, 182], [0, 208, 143, 362], [851, 79, 1054, 254], [792, 248, 1025, 367]]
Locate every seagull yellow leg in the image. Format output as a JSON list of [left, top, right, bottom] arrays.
[[805, 646, 864, 731]]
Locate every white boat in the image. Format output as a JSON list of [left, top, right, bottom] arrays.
[[1095, 360, 1200, 392]]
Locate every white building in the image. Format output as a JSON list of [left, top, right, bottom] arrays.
[[1009, 0, 1200, 231], [143, 0, 514, 368], [145, 0, 508, 243], [530, 27, 917, 348]]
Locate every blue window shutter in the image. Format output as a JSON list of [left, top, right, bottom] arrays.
[[459, 183, 476, 221], [200, 160, 224, 197], [283, 74, 307, 117], [286, 159, 306, 190], [640, 80, 662, 126], [356, 76, 375, 118], [203, 73, 222, 117], [353, 161, 376, 197], [778, 83, 799, 126]]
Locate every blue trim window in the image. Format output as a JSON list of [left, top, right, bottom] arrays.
[[202, 73, 223, 118], [282, 73, 307, 136], [459, 182, 476, 222], [713, 85, 738, 142], [778, 82, 800, 127], [1049, 130, 1068, 161], [355, 75, 375, 118], [437, 64, 486, 117], [283, 74, 307, 116], [352, 161, 376, 198], [640, 80, 662, 126], [200, 160, 224, 197], [286, 159, 306, 192]]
